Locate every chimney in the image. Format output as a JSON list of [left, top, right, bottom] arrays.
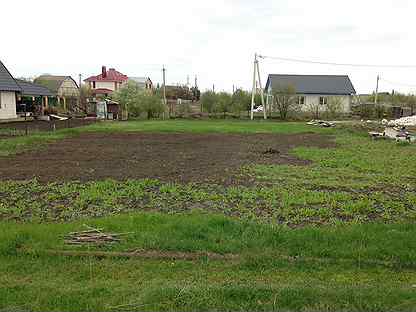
[[102, 66, 107, 78]]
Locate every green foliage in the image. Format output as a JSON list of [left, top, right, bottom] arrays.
[[214, 92, 232, 117], [231, 89, 251, 116], [200, 91, 217, 114], [190, 86, 201, 101], [140, 93, 165, 119], [113, 82, 164, 119], [112, 81, 141, 117]]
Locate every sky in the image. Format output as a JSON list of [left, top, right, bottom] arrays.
[[1, 0, 416, 94]]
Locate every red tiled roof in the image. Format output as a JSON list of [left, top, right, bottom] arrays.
[[92, 88, 114, 95], [85, 67, 128, 83]]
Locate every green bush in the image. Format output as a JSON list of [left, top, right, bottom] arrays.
[[113, 82, 164, 119], [214, 92, 233, 118], [201, 91, 217, 114]]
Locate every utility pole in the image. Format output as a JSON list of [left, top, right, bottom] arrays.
[[375, 75, 380, 104], [251, 53, 257, 120], [162, 66, 167, 118], [78, 74, 82, 111], [250, 53, 266, 120], [256, 56, 267, 120]]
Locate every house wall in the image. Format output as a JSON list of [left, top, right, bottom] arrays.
[[0, 91, 17, 119], [266, 86, 352, 114], [302, 95, 351, 113], [95, 81, 116, 91], [58, 78, 80, 97]]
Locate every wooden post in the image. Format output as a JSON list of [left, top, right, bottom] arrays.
[[256, 57, 267, 120], [63, 97, 67, 111]]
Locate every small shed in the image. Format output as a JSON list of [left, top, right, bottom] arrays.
[[34, 75, 79, 111], [96, 99, 119, 119], [15, 80, 53, 115]]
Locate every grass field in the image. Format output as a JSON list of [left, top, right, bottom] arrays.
[[1, 120, 416, 311]]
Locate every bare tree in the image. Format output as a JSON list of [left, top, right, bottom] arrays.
[[325, 96, 343, 119], [307, 101, 321, 119], [272, 85, 298, 120]]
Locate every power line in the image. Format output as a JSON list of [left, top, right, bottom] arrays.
[[259, 55, 416, 69], [380, 77, 416, 88]]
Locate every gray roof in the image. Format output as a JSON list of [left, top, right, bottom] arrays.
[[16, 80, 53, 96], [34, 75, 78, 94], [129, 77, 152, 85], [0, 61, 21, 92], [265, 74, 356, 95]]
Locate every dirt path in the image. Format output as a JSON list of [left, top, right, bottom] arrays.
[[0, 132, 334, 184]]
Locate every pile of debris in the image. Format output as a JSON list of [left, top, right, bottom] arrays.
[[388, 115, 416, 127], [369, 126, 416, 143], [64, 226, 130, 246], [307, 120, 335, 127]]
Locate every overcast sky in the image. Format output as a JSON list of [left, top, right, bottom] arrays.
[[1, 0, 415, 93]]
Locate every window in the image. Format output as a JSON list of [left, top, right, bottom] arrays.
[[298, 96, 305, 105], [0, 93, 2, 109], [319, 96, 327, 105], [92, 81, 96, 89]]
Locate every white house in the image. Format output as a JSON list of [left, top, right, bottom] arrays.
[[265, 74, 356, 113], [84, 66, 129, 98], [0, 61, 21, 120]]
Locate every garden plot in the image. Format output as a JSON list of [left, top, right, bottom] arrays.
[[0, 132, 334, 184]]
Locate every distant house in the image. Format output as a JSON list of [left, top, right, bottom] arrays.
[[0, 61, 21, 120], [0, 61, 54, 120], [84, 66, 128, 97], [265, 74, 356, 113], [34, 75, 79, 110], [16, 80, 53, 115], [128, 77, 153, 90]]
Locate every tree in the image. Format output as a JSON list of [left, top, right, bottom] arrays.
[[113, 81, 164, 119], [214, 92, 232, 118], [307, 101, 321, 119], [231, 89, 251, 117], [140, 93, 165, 119], [190, 86, 201, 102], [324, 96, 343, 119], [200, 91, 217, 115], [112, 81, 141, 119], [80, 84, 93, 113], [272, 85, 298, 120]]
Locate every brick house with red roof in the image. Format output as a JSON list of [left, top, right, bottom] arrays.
[[84, 66, 128, 97]]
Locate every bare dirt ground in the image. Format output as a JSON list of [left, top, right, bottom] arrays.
[[0, 132, 335, 184]]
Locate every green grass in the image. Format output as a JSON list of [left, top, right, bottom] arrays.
[[1, 119, 416, 311], [1, 213, 416, 312], [80, 119, 334, 134]]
